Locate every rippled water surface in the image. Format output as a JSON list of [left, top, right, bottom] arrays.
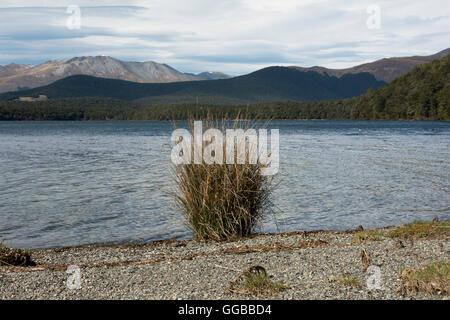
[[0, 121, 449, 249]]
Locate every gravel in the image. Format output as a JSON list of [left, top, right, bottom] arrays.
[[1, 230, 449, 300]]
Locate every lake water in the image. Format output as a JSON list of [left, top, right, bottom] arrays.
[[0, 120, 449, 249]]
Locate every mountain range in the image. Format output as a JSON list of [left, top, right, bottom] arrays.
[[0, 56, 230, 93], [0, 67, 386, 105], [0, 48, 448, 105], [291, 48, 450, 82], [0, 48, 448, 95]]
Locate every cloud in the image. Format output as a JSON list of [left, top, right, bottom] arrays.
[[0, 0, 448, 74]]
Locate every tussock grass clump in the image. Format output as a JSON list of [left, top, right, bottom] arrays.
[[388, 221, 450, 240], [172, 117, 275, 241], [353, 230, 386, 243], [338, 276, 362, 288], [240, 272, 286, 295], [0, 242, 35, 267], [228, 266, 286, 296], [399, 261, 450, 295], [328, 275, 362, 288]]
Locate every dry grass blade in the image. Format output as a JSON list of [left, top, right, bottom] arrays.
[[361, 248, 371, 272], [327, 275, 362, 288], [219, 240, 327, 255]]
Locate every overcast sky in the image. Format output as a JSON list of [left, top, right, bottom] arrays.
[[0, 0, 449, 75]]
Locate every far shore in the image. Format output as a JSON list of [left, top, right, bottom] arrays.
[[1, 119, 450, 122]]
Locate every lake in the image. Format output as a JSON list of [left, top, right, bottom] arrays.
[[0, 120, 449, 249]]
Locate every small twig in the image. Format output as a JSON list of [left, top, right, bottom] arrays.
[[0, 260, 15, 267], [212, 263, 241, 273]]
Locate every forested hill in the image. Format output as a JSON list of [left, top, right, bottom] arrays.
[[0, 55, 448, 121], [339, 53, 450, 120], [0, 67, 385, 105]]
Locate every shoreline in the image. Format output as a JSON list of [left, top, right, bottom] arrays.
[[8, 220, 448, 251], [1, 223, 448, 300], [19, 227, 372, 252]]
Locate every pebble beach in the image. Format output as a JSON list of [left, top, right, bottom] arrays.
[[1, 226, 449, 300]]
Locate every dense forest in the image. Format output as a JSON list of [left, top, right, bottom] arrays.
[[0, 55, 448, 121]]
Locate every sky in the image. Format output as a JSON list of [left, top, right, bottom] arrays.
[[0, 0, 449, 75]]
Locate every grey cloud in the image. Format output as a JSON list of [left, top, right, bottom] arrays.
[[0, 1, 448, 74]]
